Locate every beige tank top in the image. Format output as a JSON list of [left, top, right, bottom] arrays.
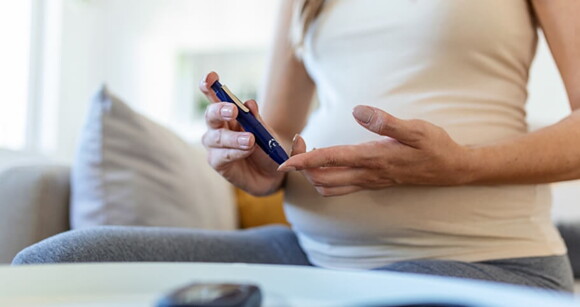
[[284, 0, 566, 269]]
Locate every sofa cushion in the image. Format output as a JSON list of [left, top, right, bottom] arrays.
[[552, 181, 580, 278], [71, 86, 237, 230], [0, 164, 70, 263], [557, 222, 580, 278], [236, 189, 288, 229]]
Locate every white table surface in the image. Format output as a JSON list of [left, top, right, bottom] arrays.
[[0, 262, 578, 307]]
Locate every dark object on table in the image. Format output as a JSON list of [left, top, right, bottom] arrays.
[[156, 282, 262, 307], [365, 300, 480, 307], [373, 304, 474, 307]]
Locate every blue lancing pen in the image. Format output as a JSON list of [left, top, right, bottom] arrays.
[[211, 81, 289, 165]]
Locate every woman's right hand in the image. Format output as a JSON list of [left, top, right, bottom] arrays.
[[199, 72, 285, 196]]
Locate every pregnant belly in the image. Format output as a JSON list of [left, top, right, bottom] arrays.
[[283, 171, 545, 244]]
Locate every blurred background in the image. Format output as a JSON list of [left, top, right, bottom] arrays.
[[0, 0, 279, 162], [0, 0, 577, 217]]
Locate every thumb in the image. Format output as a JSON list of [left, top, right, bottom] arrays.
[[245, 99, 270, 129], [352, 105, 424, 147], [244, 99, 260, 118], [277, 134, 306, 172], [290, 134, 307, 156]]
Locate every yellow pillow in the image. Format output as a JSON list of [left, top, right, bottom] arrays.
[[235, 188, 289, 228]]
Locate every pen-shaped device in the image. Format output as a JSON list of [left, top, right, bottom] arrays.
[[211, 81, 289, 165]]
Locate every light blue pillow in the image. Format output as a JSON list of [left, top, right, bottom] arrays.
[[71, 86, 237, 230]]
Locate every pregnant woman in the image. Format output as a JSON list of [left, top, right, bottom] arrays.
[[14, 0, 579, 292]]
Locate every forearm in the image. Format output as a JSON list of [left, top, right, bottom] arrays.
[[260, 0, 315, 150], [467, 109, 580, 185]]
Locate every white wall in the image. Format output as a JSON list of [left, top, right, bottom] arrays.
[[51, 0, 280, 161], [527, 33, 571, 128]]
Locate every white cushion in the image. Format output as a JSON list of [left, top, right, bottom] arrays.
[[71, 86, 237, 230], [552, 181, 580, 224]]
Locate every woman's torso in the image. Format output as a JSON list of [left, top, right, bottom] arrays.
[[284, 0, 566, 269]]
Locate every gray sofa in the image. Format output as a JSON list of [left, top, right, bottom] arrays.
[[0, 164, 70, 263], [1, 163, 579, 292]]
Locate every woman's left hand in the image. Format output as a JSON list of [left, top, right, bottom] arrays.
[[277, 105, 474, 197]]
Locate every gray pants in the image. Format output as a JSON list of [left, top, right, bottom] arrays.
[[12, 225, 574, 292]]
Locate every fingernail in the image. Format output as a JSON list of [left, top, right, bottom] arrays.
[[291, 134, 299, 155], [238, 135, 250, 148], [202, 72, 211, 83], [353, 106, 374, 124], [277, 165, 296, 172], [221, 105, 234, 119]]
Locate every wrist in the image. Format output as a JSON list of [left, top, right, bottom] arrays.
[[250, 172, 287, 197], [459, 145, 489, 185], [270, 172, 287, 193]]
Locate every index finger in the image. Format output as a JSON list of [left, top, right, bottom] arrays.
[[205, 102, 239, 129], [278, 145, 370, 171], [199, 71, 221, 103]]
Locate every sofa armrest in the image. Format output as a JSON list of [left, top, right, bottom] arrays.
[[0, 164, 70, 263]]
